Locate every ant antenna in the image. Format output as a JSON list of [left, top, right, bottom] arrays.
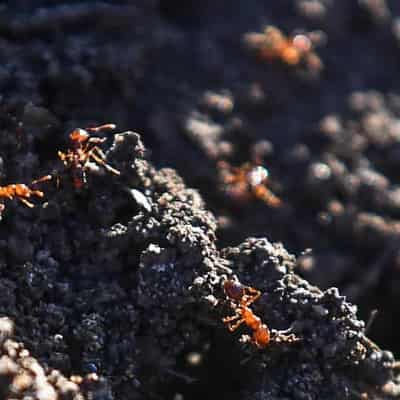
[[365, 309, 378, 334]]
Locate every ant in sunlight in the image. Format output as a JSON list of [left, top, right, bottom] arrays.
[[58, 123, 120, 189], [243, 25, 323, 73], [223, 279, 299, 348], [0, 175, 52, 214], [217, 160, 282, 207]]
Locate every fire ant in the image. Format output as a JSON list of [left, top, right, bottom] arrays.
[[222, 280, 299, 348], [243, 26, 323, 72], [58, 123, 120, 189], [223, 279, 270, 348], [0, 175, 52, 213], [217, 160, 282, 207]]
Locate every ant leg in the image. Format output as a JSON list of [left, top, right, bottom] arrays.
[[222, 313, 241, 323], [87, 137, 107, 145], [253, 185, 281, 207], [91, 154, 120, 176], [88, 149, 106, 164], [86, 123, 116, 132], [81, 138, 106, 156], [31, 175, 52, 185], [81, 141, 95, 154], [18, 198, 34, 208], [223, 310, 244, 332], [29, 190, 45, 198], [226, 317, 245, 332], [90, 149, 121, 176], [58, 151, 67, 162], [92, 146, 121, 173], [92, 145, 107, 160], [242, 287, 261, 307]]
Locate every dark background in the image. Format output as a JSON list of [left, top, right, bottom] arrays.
[[0, 0, 400, 390]]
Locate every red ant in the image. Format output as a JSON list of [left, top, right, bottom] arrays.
[[223, 280, 299, 348], [217, 161, 282, 207], [58, 123, 120, 189], [243, 26, 323, 73], [223, 279, 270, 348], [0, 175, 52, 213]]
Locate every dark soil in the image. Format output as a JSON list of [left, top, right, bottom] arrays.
[[0, 1, 400, 399]]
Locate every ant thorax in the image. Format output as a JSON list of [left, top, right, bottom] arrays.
[[247, 166, 269, 187]]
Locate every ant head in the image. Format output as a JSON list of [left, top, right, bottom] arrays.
[[70, 128, 89, 143], [223, 279, 244, 301]]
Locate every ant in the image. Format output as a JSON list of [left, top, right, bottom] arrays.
[[222, 280, 299, 348], [217, 160, 282, 207], [243, 26, 323, 72], [223, 279, 270, 348], [58, 123, 120, 189], [0, 175, 52, 213]]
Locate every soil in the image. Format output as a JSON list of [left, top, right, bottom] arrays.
[[0, 1, 400, 399]]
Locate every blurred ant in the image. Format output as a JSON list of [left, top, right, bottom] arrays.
[[243, 25, 323, 72], [0, 175, 52, 213], [58, 123, 120, 189], [223, 280, 299, 348], [217, 160, 282, 207]]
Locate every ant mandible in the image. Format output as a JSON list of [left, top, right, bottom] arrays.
[[0, 175, 52, 213], [58, 123, 120, 189], [217, 160, 282, 207], [222, 280, 270, 348]]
